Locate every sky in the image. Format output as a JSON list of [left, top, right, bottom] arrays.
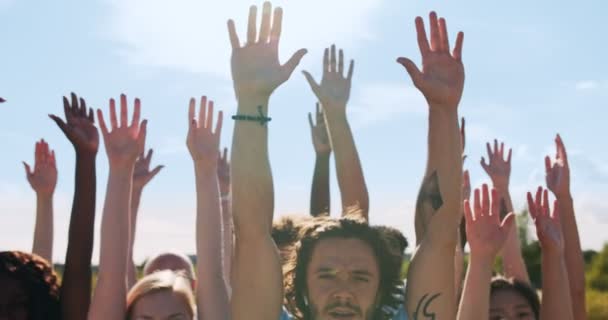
[[0, 0, 607, 264]]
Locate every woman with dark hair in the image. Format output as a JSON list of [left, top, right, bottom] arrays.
[[489, 277, 540, 320], [0, 251, 61, 320]]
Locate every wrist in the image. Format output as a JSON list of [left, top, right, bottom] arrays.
[[236, 94, 270, 113], [36, 192, 54, 201], [194, 161, 217, 175], [469, 251, 496, 268], [108, 163, 134, 176], [556, 192, 573, 203], [316, 152, 331, 159], [323, 106, 347, 119]]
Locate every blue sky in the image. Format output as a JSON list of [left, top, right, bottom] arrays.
[[0, 0, 607, 263]]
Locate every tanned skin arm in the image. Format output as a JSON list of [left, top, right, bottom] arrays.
[[481, 140, 530, 283], [217, 147, 234, 293], [545, 135, 586, 320], [528, 188, 574, 320], [127, 149, 164, 289], [88, 95, 147, 320], [303, 46, 368, 220], [228, 2, 307, 319], [457, 185, 514, 320], [187, 97, 230, 319], [24, 139, 57, 264], [308, 103, 332, 217], [50, 93, 99, 320], [397, 12, 465, 319]]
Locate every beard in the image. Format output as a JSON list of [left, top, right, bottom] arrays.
[[308, 300, 376, 320]]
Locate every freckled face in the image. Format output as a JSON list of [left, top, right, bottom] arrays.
[[306, 238, 380, 320]]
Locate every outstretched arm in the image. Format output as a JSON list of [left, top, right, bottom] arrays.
[[545, 135, 585, 319], [308, 103, 331, 216], [127, 149, 164, 289], [397, 12, 465, 319], [217, 147, 234, 294], [528, 188, 574, 320], [228, 2, 306, 319], [24, 139, 57, 264], [481, 140, 530, 283], [457, 185, 514, 320], [89, 95, 146, 320], [304, 46, 368, 220], [188, 97, 230, 319], [50, 93, 99, 320]]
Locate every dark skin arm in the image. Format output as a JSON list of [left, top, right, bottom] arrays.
[[308, 103, 331, 216], [50, 93, 99, 320]]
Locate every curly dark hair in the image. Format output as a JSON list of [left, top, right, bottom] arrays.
[[0, 251, 61, 320], [283, 215, 403, 320], [490, 276, 540, 320]]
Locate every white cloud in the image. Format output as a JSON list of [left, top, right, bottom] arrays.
[[575, 80, 600, 91], [348, 83, 426, 128], [102, 0, 381, 77]]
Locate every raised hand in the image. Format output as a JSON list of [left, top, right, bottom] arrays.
[[464, 184, 514, 259], [23, 139, 57, 197], [217, 147, 231, 196], [528, 187, 563, 254], [187, 96, 223, 168], [228, 1, 307, 99], [133, 149, 164, 191], [49, 93, 99, 156], [480, 139, 512, 190], [308, 103, 332, 155], [303, 45, 354, 111], [97, 94, 147, 167], [397, 11, 464, 109], [545, 134, 570, 198]]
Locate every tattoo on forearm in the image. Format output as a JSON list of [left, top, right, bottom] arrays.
[[415, 172, 443, 239], [499, 197, 508, 219], [412, 293, 441, 320]]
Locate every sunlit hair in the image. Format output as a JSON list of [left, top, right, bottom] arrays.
[[143, 251, 195, 280], [272, 214, 314, 264], [126, 270, 195, 319], [0, 251, 61, 320], [490, 276, 540, 320], [282, 212, 403, 320]]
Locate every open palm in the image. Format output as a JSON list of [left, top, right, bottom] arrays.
[[187, 96, 223, 168]]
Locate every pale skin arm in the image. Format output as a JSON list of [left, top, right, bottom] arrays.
[[24, 139, 57, 264], [303, 45, 368, 220], [217, 147, 233, 293], [457, 185, 514, 320], [127, 149, 164, 289], [545, 134, 586, 319], [308, 103, 331, 217], [397, 12, 465, 319], [528, 187, 574, 320], [481, 140, 530, 283], [187, 97, 230, 319], [227, 2, 306, 319], [51, 93, 99, 320], [88, 95, 146, 320]]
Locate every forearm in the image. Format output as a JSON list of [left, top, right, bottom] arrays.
[[454, 236, 465, 298], [89, 166, 132, 320], [221, 197, 233, 294], [127, 188, 143, 289], [310, 153, 331, 217], [540, 252, 574, 320], [32, 194, 54, 263], [324, 109, 368, 219], [457, 254, 493, 320], [61, 155, 96, 320], [195, 166, 230, 319], [231, 94, 282, 320], [497, 190, 530, 283], [558, 194, 586, 319]]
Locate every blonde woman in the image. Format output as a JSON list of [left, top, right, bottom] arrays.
[[126, 270, 195, 319]]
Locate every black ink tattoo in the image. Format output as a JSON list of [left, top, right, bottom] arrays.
[[412, 293, 441, 320], [415, 171, 443, 243]]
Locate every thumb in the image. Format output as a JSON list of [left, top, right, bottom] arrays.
[[501, 212, 516, 232], [396, 57, 423, 86], [302, 70, 322, 97], [282, 48, 308, 79]]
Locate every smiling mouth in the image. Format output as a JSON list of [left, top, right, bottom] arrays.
[[328, 309, 358, 319]]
